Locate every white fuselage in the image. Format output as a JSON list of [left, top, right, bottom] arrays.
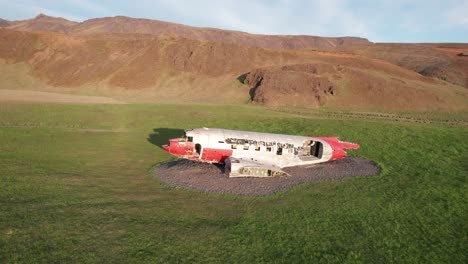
[[185, 128, 333, 168]]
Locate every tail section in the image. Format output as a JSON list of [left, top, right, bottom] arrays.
[[316, 137, 360, 161], [338, 141, 360, 150]]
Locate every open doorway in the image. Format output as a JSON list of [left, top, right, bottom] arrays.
[[299, 140, 323, 158], [195, 144, 201, 155], [311, 142, 323, 158]]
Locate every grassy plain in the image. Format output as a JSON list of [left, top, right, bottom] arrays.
[[0, 102, 467, 263]]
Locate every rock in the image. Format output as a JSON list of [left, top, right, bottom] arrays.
[[241, 63, 336, 106]]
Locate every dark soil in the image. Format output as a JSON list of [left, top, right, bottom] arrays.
[[152, 157, 381, 196]]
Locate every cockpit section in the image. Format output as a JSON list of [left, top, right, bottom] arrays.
[[162, 133, 197, 158]]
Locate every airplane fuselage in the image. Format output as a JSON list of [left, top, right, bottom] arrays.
[[162, 128, 359, 177]]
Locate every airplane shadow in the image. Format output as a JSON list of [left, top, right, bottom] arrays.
[[147, 128, 185, 148]]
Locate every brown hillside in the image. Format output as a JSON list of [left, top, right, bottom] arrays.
[[0, 19, 10, 27], [339, 43, 468, 88], [0, 29, 466, 110], [242, 64, 335, 107], [2, 14, 370, 50], [5, 14, 77, 33], [240, 63, 466, 110], [3, 14, 466, 90], [68, 16, 370, 50]]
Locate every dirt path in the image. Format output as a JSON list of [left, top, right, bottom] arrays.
[[0, 89, 125, 104], [153, 157, 380, 196]]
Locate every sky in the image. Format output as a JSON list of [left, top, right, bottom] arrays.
[[0, 0, 467, 43]]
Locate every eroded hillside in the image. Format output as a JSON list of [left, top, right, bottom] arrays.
[[0, 14, 467, 110], [1, 14, 370, 50]]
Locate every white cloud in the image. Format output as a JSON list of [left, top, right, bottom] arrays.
[[445, 0, 468, 27], [144, 0, 372, 38], [68, 0, 112, 15], [0, 1, 85, 21], [312, 0, 372, 37], [34, 6, 86, 21], [0, 0, 466, 42], [150, 0, 272, 33]]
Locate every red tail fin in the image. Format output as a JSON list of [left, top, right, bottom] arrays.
[[339, 141, 360, 149]]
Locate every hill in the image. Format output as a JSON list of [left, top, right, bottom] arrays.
[[68, 16, 370, 50], [0, 14, 370, 50], [1, 28, 466, 110], [2, 14, 466, 89], [2, 14, 77, 33], [339, 43, 468, 88], [0, 18, 10, 27], [0, 14, 467, 110]]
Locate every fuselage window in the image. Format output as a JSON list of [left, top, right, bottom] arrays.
[[277, 147, 283, 155], [266, 147, 272, 152], [255, 146, 260, 151], [187, 137, 193, 142], [231, 144, 237, 149], [243, 145, 249, 150], [218, 141, 224, 143]]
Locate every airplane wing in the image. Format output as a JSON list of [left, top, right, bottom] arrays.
[[225, 157, 288, 177]]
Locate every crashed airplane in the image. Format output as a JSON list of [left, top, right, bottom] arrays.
[[162, 128, 359, 177]]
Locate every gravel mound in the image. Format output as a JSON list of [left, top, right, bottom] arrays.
[[152, 157, 380, 196]]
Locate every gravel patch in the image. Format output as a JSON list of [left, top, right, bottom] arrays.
[[152, 157, 380, 196]]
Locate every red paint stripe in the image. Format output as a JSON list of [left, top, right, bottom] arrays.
[[201, 148, 233, 163]]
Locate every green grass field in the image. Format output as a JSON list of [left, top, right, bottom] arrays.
[[0, 102, 466, 263]]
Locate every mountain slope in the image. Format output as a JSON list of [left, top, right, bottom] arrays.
[[3, 14, 78, 33], [1, 14, 370, 50], [339, 43, 468, 88], [0, 18, 10, 27], [1, 29, 466, 110], [3, 14, 465, 89], [68, 16, 370, 50]]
